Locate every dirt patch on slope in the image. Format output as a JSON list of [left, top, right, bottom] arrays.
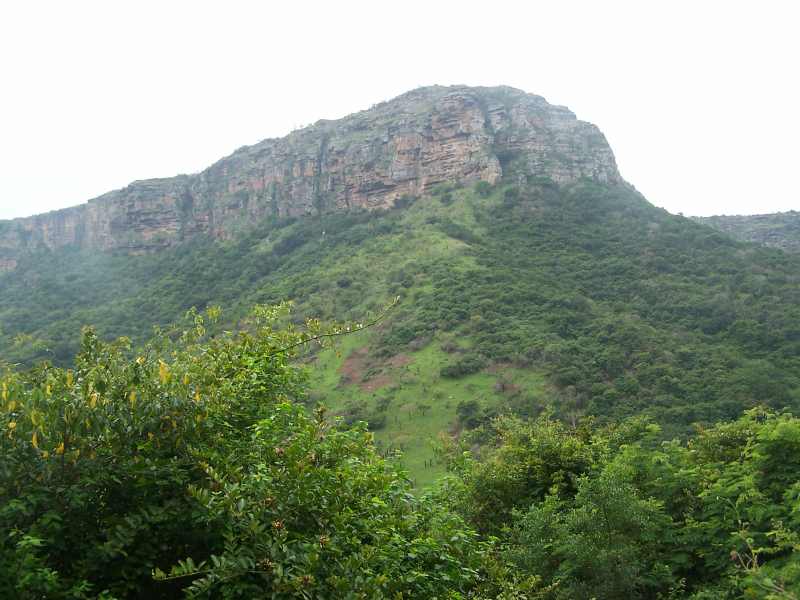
[[338, 347, 369, 386], [338, 346, 402, 392], [387, 353, 412, 368], [362, 374, 393, 392]]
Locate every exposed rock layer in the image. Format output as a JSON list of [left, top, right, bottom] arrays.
[[695, 211, 800, 253], [0, 86, 620, 270]]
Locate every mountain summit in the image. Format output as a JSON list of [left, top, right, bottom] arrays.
[[0, 86, 619, 270]]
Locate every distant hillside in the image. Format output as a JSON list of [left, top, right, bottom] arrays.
[[695, 211, 800, 252]]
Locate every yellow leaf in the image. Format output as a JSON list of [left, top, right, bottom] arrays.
[[194, 389, 201, 403], [66, 371, 74, 387], [45, 385, 52, 396], [42, 450, 49, 459], [183, 374, 190, 386], [7, 400, 16, 411], [56, 442, 65, 455], [31, 431, 38, 449], [159, 361, 171, 385], [7, 421, 16, 430], [89, 393, 98, 409], [1, 382, 7, 402], [136, 356, 145, 366], [129, 390, 137, 408]]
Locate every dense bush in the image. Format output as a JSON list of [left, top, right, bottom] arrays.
[[0, 305, 310, 597], [336, 398, 387, 430], [0, 307, 487, 598], [161, 403, 484, 598], [441, 411, 800, 598], [441, 354, 487, 379]]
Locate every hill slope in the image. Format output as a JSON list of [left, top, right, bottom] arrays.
[[3, 87, 800, 484], [695, 211, 800, 252], [4, 179, 800, 483]]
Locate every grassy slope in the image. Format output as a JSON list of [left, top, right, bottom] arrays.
[[295, 188, 549, 486], [310, 330, 547, 488]]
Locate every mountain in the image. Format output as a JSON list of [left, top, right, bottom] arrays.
[[3, 86, 800, 484], [695, 211, 800, 252], [0, 85, 618, 272]]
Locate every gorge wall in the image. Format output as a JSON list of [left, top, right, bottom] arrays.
[[0, 85, 620, 271]]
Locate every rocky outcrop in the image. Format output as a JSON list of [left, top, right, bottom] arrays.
[[695, 211, 800, 253], [0, 85, 620, 271]]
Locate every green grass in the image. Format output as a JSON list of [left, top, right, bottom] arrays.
[[308, 330, 548, 488]]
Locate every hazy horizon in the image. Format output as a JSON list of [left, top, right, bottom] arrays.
[[1, 1, 797, 220]]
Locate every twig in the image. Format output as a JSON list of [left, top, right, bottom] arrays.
[[265, 297, 399, 357]]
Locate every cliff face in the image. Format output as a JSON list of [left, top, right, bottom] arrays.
[[0, 85, 620, 271], [695, 211, 800, 253]]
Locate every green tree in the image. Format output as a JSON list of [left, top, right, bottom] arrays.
[[159, 403, 486, 598]]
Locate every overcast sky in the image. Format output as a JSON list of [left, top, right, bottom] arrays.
[[0, 1, 797, 220]]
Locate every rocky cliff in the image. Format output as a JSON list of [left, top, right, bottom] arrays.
[[694, 211, 800, 253], [0, 85, 620, 271]]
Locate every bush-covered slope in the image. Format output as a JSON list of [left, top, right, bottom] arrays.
[[696, 210, 800, 253], [3, 179, 800, 461], [3, 311, 800, 598]]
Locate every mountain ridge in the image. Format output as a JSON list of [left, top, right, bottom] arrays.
[[0, 85, 619, 271], [694, 210, 800, 252]]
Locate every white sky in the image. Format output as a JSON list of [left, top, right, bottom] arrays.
[[0, 0, 797, 220]]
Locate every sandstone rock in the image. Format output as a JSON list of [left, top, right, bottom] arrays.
[[0, 85, 621, 271]]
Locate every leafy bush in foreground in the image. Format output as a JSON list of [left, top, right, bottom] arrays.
[[4, 303, 800, 599], [441, 411, 800, 599], [0, 306, 485, 599], [160, 403, 484, 598]]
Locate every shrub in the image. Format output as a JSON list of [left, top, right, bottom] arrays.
[[0, 305, 311, 597], [441, 354, 487, 378], [393, 194, 417, 210], [158, 406, 483, 598], [475, 180, 493, 198]]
